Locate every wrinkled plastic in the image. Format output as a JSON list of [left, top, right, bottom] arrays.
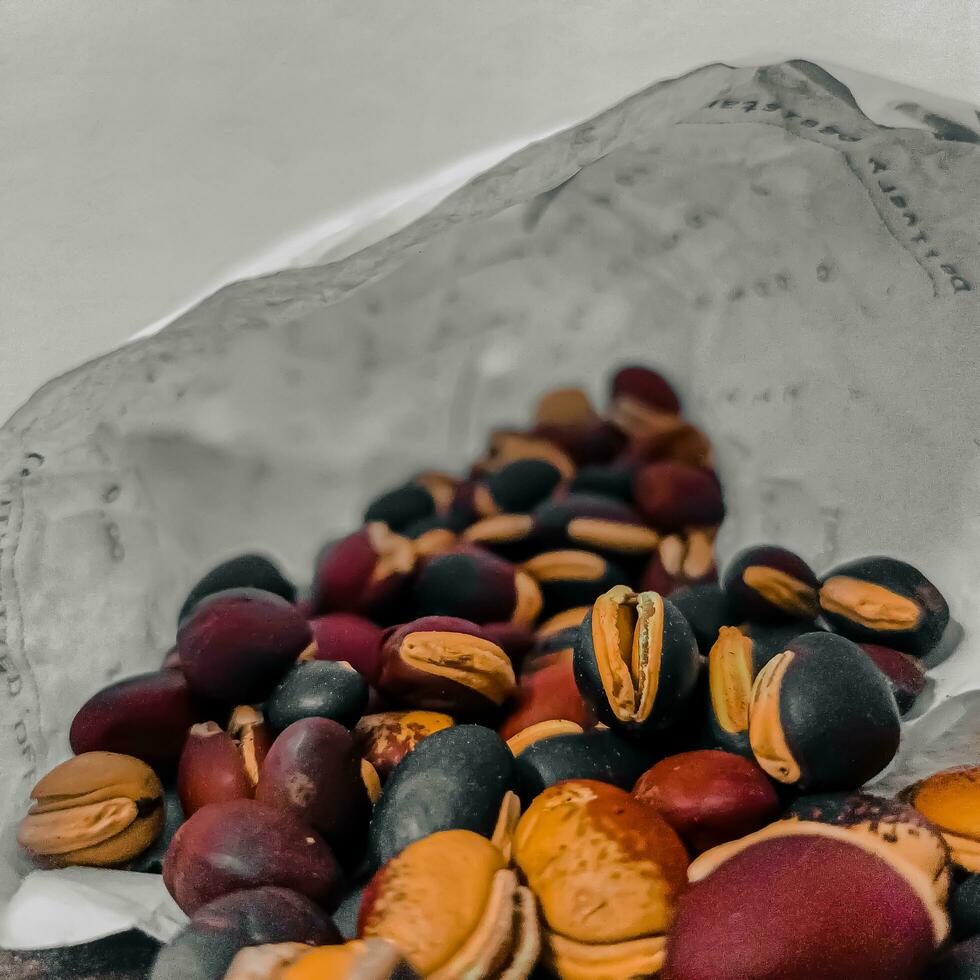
[[0, 61, 978, 941]]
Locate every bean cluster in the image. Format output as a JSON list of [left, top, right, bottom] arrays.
[[17, 365, 978, 980]]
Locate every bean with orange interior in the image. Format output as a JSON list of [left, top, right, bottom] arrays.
[[400, 514, 465, 557], [521, 548, 628, 620], [459, 510, 542, 564], [18, 752, 165, 869], [747, 631, 900, 791], [531, 494, 661, 564], [705, 625, 760, 757], [353, 710, 455, 782], [901, 765, 980, 873], [358, 829, 539, 979], [177, 705, 273, 816], [573, 585, 701, 738], [668, 828, 947, 980], [722, 544, 820, 623], [513, 779, 688, 979], [376, 616, 516, 718], [779, 792, 952, 901], [640, 529, 718, 596], [818, 556, 949, 657]]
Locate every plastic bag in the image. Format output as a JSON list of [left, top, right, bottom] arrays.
[[0, 59, 977, 942]]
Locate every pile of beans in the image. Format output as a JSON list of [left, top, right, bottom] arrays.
[[17, 365, 979, 980]]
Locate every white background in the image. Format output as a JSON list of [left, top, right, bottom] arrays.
[[2, 0, 978, 424]]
